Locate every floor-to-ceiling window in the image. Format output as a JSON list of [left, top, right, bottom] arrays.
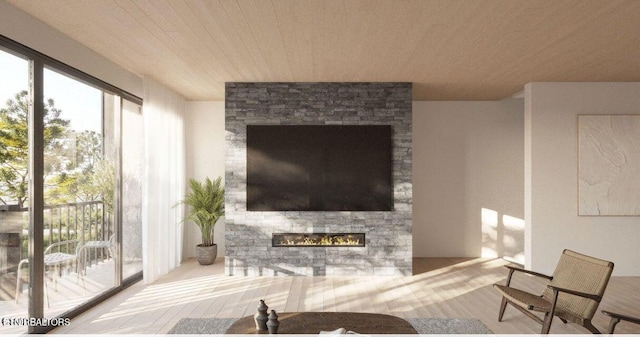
[[0, 37, 142, 333], [0, 47, 31, 334]]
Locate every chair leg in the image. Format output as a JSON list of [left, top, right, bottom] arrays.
[[14, 275, 21, 304], [497, 269, 515, 323], [14, 259, 27, 304], [607, 317, 621, 334], [541, 312, 553, 334], [541, 287, 561, 334], [80, 248, 86, 276], [498, 297, 508, 322], [44, 272, 50, 308], [583, 320, 601, 334], [108, 247, 115, 261], [53, 265, 59, 291], [79, 260, 86, 295]]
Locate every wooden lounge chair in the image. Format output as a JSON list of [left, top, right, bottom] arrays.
[[493, 249, 614, 334]]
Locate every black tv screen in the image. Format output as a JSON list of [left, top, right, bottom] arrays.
[[247, 125, 393, 211]]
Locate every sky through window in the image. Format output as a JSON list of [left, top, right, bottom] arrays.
[[1, 49, 102, 133]]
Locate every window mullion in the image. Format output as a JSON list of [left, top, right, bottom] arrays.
[[27, 57, 45, 331]]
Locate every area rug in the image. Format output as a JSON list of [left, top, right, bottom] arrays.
[[168, 317, 492, 334], [406, 317, 492, 334]]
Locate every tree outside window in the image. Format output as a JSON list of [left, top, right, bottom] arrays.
[[0, 90, 110, 209]]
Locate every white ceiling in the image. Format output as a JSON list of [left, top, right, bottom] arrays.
[[8, 0, 640, 101]]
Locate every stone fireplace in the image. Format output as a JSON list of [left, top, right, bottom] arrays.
[[225, 82, 412, 276]]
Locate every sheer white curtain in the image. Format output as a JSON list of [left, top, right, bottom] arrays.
[[142, 77, 185, 283]]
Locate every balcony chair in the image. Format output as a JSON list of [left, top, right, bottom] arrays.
[[15, 240, 85, 307], [77, 234, 115, 275], [493, 249, 614, 334]]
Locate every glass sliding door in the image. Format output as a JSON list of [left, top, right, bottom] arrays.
[[0, 48, 30, 334], [42, 68, 117, 317]]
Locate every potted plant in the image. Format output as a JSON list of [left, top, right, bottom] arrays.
[[179, 176, 225, 265]]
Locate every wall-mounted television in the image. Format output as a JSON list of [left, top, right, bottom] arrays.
[[247, 125, 393, 211]]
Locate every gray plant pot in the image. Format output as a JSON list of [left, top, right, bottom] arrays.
[[196, 243, 217, 265]]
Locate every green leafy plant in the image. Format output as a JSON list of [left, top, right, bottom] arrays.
[[179, 177, 225, 247]]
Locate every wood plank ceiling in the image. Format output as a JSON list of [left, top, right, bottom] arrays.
[[7, 0, 640, 101]]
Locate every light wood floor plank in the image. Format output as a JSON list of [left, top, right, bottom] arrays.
[[283, 276, 303, 312]]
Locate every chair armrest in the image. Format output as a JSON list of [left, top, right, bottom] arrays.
[[505, 265, 553, 280], [547, 285, 602, 302], [602, 310, 640, 325]]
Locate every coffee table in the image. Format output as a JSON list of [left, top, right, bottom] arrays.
[[225, 312, 418, 334]]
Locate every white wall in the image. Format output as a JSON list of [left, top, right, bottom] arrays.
[[413, 100, 525, 260], [525, 82, 640, 276], [183, 101, 226, 259], [0, 1, 142, 98]]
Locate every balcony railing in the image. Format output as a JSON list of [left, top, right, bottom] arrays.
[[42, 200, 113, 267], [1, 200, 113, 270]]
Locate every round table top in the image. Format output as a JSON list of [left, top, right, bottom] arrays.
[[225, 311, 418, 334]]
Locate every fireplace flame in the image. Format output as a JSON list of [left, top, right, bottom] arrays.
[[281, 236, 361, 246], [274, 233, 364, 247]]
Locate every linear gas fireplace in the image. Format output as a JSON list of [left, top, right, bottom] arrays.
[[272, 233, 365, 247]]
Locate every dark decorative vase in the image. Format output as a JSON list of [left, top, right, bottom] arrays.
[[267, 309, 279, 334], [195, 243, 217, 265], [254, 299, 268, 330]]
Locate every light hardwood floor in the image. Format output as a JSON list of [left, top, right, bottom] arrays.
[[52, 257, 640, 334]]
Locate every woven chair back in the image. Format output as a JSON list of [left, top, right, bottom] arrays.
[[542, 249, 614, 321]]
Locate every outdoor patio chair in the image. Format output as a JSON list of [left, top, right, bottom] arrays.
[[15, 239, 85, 307], [493, 249, 614, 334], [78, 234, 115, 275]]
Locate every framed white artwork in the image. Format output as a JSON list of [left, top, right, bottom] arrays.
[[578, 115, 640, 216]]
